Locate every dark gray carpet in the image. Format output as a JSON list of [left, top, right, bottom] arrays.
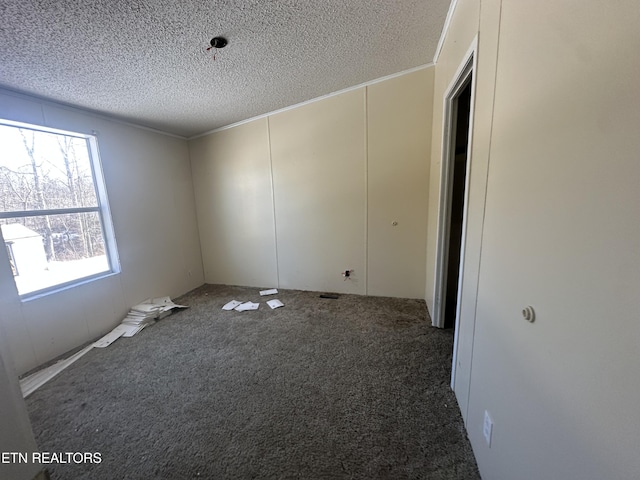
[[27, 284, 480, 479]]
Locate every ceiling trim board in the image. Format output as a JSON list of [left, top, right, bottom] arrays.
[[188, 63, 435, 140], [433, 0, 460, 64], [0, 87, 188, 140]]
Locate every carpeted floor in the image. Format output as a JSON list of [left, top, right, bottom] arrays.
[[26, 284, 480, 479]]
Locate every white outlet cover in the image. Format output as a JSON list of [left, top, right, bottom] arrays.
[[483, 410, 493, 447]]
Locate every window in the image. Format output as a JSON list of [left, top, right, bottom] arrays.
[[0, 120, 119, 298]]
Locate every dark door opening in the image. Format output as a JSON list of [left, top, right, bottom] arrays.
[[444, 79, 472, 329]]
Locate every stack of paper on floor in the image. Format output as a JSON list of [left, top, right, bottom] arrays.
[[120, 305, 160, 337], [94, 296, 187, 348], [120, 296, 187, 336]]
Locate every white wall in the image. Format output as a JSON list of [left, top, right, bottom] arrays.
[[0, 90, 204, 376], [190, 68, 434, 298], [190, 119, 278, 287], [0, 274, 41, 480], [429, 1, 640, 478]]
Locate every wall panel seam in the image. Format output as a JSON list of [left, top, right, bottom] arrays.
[[266, 117, 280, 288], [364, 87, 369, 295], [466, 0, 504, 422]]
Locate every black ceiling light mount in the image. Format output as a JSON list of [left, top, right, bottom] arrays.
[[204, 36, 228, 60], [210, 37, 227, 49]]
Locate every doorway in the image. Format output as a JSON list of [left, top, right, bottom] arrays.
[[443, 80, 472, 329], [432, 44, 477, 387], [433, 62, 474, 330]]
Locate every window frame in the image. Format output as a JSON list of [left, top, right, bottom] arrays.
[[0, 119, 120, 300]]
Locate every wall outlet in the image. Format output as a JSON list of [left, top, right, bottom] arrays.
[[483, 410, 493, 447]]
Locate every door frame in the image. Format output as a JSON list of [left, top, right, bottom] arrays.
[[431, 38, 478, 385]]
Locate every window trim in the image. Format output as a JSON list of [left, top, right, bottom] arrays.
[[1, 206, 99, 219], [0, 119, 120, 301]]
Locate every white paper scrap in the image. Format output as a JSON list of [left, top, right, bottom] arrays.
[[222, 300, 242, 311], [131, 303, 164, 314], [120, 323, 148, 338], [148, 296, 188, 309], [148, 296, 173, 305], [131, 297, 188, 316], [20, 345, 94, 398], [235, 301, 260, 312], [259, 288, 278, 296], [93, 325, 128, 348], [267, 299, 284, 309]]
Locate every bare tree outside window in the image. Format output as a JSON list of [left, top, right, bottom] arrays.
[[0, 121, 117, 296]]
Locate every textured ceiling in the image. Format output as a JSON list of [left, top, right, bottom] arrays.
[[0, 0, 451, 137]]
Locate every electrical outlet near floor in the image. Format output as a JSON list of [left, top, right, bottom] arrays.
[[483, 410, 493, 447]]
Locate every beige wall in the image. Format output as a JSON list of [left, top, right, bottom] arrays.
[[432, 0, 640, 478], [190, 119, 278, 288], [270, 90, 367, 294], [367, 72, 433, 298], [190, 68, 434, 298], [0, 90, 205, 376]]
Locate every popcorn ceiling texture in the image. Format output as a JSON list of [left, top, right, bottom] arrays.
[[0, 0, 450, 137]]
